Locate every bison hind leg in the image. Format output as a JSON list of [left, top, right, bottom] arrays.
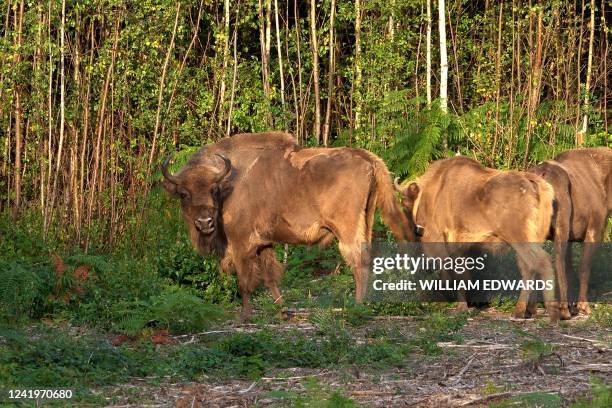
[[338, 242, 368, 303], [513, 244, 559, 323]]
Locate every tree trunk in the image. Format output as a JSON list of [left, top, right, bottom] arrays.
[[523, 1, 543, 166], [227, 2, 241, 136], [11, 0, 24, 222], [322, 0, 336, 146], [309, 0, 321, 143], [579, 0, 596, 142], [353, 0, 363, 130], [218, 0, 231, 124], [148, 2, 181, 167], [294, 0, 304, 143], [426, 0, 432, 107], [258, 0, 272, 125], [492, 0, 504, 158], [47, 0, 67, 228], [274, 0, 285, 110], [438, 0, 448, 112]]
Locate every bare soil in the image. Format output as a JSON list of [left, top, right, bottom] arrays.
[[102, 309, 611, 408]]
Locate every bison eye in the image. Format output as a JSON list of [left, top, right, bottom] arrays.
[[177, 186, 191, 200]]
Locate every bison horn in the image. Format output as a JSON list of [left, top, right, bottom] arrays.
[[394, 177, 402, 191], [213, 154, 231, 182], [161, 155, 181, 185]]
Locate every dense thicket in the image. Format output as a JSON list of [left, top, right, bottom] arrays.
[[1, 0, 609, 249]]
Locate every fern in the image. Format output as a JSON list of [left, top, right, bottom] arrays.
[[110, 287, 227, 335], [381, 93, 461, 179]]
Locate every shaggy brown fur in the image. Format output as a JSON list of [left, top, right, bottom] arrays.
[[163, 132, 413, 321], [529, 147, 612, 319], [397, 156, 560, 323]]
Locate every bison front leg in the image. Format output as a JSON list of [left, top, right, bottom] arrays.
[[259, 248, 288, 320], [576, 241, 597, 316], [440, 268, 468, 312], [235, 258, 259, 323], [554, 241, 572, 320]]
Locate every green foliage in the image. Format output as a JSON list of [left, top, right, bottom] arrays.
[[0, 325, 149, 390], [111, 286, 228, 336], [515, 329, 558, 367], [379, 94, 461, 178], [588, 304, 612, 328], [156, 239, 238, 305], [410, 312, 467, 355], [490, 392, 562, 408], [267, 378, 359, 407], [0, 259, 53, 322], [571, 380, 612, 408]]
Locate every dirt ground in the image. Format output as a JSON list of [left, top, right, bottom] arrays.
[[102, 309, 611, 408]]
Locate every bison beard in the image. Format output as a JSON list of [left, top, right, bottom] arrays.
[[162, 132, 414, 322], [396, 156, 561, 323], [529, 147, 612, 319]]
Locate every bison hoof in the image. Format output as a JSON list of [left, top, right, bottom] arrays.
[[240, 309, 253, 323], [545, 302, 560, 324], [526, 302, 538, 318], [453, 302, 469, 313], [513, 302, 530, 319], [559, 304, 572, 320], [577, 302, 591, 316]]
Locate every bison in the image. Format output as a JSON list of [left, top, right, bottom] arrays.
[[529, 147, 612, 319], [395, 156, 560, 323], [162, 132, 414, 321]]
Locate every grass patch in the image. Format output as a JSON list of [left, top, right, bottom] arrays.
[[491, 392, 562, 408], [571, 380, 612, 408], [267, 378, 359, 407], [588, 304, 612, 328]]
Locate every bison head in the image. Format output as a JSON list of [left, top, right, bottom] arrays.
[[394, 178, 424, 240], [162, 153, 232, 255]]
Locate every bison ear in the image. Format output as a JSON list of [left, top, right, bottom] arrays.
[[406, 182, 420, 199], [163, 180, 191, 200], [163, 179, 177, 195]]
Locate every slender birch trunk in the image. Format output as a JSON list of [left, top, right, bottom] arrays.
[[274, 0, 285, 110], [227, 2, 241, 136], [294, 0, 304, 142], [353, 0, 363, 130], [426, 0, 432, 107], [523, 2, 543, 165], [148, 2, 181, 167], [218, 0, 231, 123], [47, 0, 67, 229], [309, 0, 321, 143], [579, 0, 595, 141], [323, 0, 336, 146], [438, 0, 448, 112], [11, 0, 24, 221]]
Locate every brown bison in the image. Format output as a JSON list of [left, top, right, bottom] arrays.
[[396, 156, 560, 323], [529, 147, 612, 319], [162, 132, 414, 321]]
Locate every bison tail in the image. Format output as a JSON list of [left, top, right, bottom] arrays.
[[368, 154, 414, 242]]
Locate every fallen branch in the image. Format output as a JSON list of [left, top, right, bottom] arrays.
[[261, 371, 333, 381], [566, 363, 612, 373], [447, 353, 477, 384], [461, 389, 560, 407], [560, 334, 611, 350], [238, 381, 257, 394], [437, 341, 512, 350]]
